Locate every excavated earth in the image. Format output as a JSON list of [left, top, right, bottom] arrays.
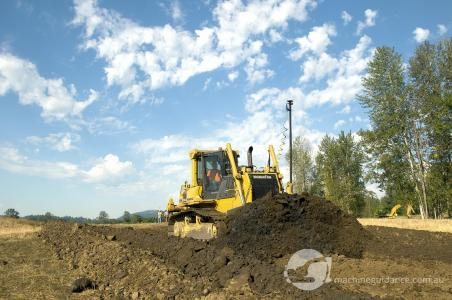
[[39, 193, 452, 299]]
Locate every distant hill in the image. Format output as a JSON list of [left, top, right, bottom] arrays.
[[132, 210, 158, 219]]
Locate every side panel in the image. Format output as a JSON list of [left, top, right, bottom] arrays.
[[215, 196, 243, 213], [185, 186, 202, 201]]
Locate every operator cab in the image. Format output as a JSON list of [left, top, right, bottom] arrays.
[[196, 150, 237, 200]]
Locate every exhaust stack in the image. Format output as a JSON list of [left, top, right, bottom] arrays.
[[247, 146, 254, 170]]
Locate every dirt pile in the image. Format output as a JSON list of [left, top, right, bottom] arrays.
[[196, 192, 368, 295], [219, 192, 367, 259], [40, 193, 372, 298], [40, 222, 191, 299]]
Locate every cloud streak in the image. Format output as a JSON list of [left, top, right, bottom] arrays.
[[0, 52, 97, 122], [26, 133, 81, 152]]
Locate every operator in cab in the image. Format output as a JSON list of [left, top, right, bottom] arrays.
[[207, 159, 222, 190]]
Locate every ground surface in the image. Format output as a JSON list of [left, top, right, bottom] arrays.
[[1, 196, 451, 299], [358, 218, 452, 233]]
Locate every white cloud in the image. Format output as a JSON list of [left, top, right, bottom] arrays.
[[170, 1, 183, 23], [244, 86, 304, 113], [289, 23, 336, 60], [269, 29, 283, 43], [348, 115, 365, 123], [228, 71, 239, 82], [83, 154, 134, 183], [71, 0, 317, 102], [299, 52, 338, 82], [244, 51, 274, 84], [413, 27, 430, 43], [334, 119, 346, 129], [437, 24, 447, 36], [340, 105, 351, 114], [0, 146, 133, 184], [26, 133, 81, 152], [341, 10, 352, 25], [303, 35, 374, 107], [356, 9, 377, 35], [0, 52, 97, 122]]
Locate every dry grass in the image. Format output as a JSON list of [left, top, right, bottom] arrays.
[[0, 231, 76, 298], [358, 218, 452, 233], [0, 217, 41, 238]]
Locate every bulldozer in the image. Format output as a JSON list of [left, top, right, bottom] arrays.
[[166, 143, 288, 240]]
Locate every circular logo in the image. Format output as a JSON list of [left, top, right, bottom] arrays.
[[284, 249, 332, 291]]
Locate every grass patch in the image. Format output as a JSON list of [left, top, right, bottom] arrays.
[[0, 217, 41, 238], [357, 218, 452, 233], [0, 236, 77, 299]]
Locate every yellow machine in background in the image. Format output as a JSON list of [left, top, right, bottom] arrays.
[[387, 203, 416, 218], [167, 143, 286, 239]]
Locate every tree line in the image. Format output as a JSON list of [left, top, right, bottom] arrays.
[[3, 208, 158, 224], [289, 38, 451, 219]]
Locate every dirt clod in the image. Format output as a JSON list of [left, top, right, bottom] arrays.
[[106, 235, 116, 241], [71, 276, 95, 293]]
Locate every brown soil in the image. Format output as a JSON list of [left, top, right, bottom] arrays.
[[37, 193, 452, 299]]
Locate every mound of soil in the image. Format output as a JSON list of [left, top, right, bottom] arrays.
[[219, 192, 367, 259], [40, 193, 372, 298], [196, 192, 368, 295]]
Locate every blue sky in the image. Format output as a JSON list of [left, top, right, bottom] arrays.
[[0, 0, 450, 218]]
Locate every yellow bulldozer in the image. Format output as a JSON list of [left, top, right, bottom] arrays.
[[166, 143, 289, 240]]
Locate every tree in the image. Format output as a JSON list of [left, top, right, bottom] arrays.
[[362, 191, 381, 217], [358, 40, 452, 218], [315, 132, 366, 216], [122, 211, 131, 223], [4, 208, 19, 218], [98, 211, 109, 223], [44, 212, 56, 221], [409, 39, 452, 218], [130, 214, 143, 223], [286, 136, 314, 193]]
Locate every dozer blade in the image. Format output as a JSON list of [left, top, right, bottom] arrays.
[[173, 220, 217, 240], [168, 208, 225, 240]]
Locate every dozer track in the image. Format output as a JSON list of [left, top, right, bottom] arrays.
[[168, 208, 226, 240]]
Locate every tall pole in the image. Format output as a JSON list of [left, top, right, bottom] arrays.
[[286, 100, 293, 184]]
